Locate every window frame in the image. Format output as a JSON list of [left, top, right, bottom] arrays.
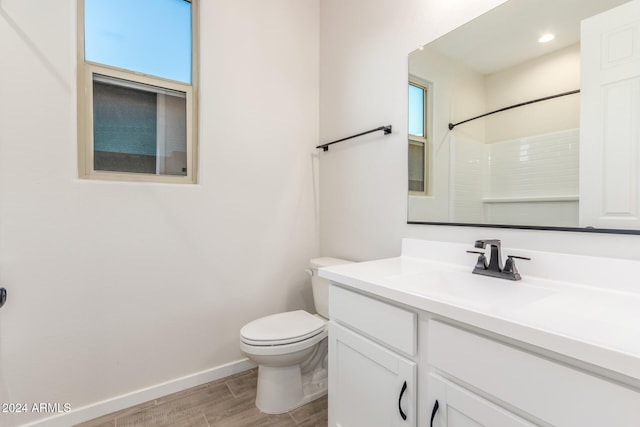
[[408, 77, 431, 196], [76, 0, 199, 184]]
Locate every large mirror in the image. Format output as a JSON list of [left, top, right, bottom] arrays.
[[407, 0, 640, 233]]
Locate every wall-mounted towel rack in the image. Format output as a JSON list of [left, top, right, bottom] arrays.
[[448, 89, 580, 130], [316, 125, 392, 151]]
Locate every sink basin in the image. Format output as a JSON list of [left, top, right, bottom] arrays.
[[385, 267, 556, 313]]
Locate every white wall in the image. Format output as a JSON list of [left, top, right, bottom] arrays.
[[319, 0, 640, 262], [485, 44, 581, 142], [0, 0, 319, 425]]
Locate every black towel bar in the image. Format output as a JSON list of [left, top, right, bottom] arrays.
[[316, 125, 392, 151]]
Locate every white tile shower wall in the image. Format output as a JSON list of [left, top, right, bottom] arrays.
[[451, 136, 488, 223], [488, 129, 579, 199], [484, 129, 579, 226]]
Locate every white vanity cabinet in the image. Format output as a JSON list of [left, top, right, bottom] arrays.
[[426, 320, 640, 427], [321, 240, 640, 427], [327, 284, 640, 427], [328, 285, 417, 427]]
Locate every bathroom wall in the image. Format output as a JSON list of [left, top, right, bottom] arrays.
[[319, 0, 640, 262], [485, 43, 581, 142], [0, 0, 319, 425]]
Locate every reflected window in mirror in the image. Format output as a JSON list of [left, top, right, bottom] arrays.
[[408, 79, 431, 195]]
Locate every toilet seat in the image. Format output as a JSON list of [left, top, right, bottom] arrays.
[[240, 310, 326, 346], [240, 329, 327, 357]]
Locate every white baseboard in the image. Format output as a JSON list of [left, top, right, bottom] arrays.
[[20, 358, 256, 427]]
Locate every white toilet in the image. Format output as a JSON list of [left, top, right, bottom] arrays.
[[240, 257, 351, 414]]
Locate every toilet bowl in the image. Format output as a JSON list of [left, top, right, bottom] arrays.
[[239, 257, 351, 414]]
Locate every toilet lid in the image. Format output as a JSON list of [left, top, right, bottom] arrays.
[[240, 310, 326, 346]]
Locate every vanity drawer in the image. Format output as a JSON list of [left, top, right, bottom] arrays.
[[428, 320, 640, 427], [329, 285, 416, 356]]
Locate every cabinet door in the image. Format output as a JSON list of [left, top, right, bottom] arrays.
[[328, 321, 416, 427], [427, 374, 535, 427]]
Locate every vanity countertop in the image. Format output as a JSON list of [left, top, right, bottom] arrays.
[[319, 240, 640, 383]]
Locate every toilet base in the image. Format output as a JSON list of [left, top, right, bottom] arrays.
[[254, 340, 328, 414], [255, 365, 327, 414]]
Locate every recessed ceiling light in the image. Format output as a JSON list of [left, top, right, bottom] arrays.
[[538, 33, 555, 43]]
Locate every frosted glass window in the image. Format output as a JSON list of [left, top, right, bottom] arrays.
[[85, 0, 192, 84], [409, 84, 425, 137], [93, 75, 187, 176]]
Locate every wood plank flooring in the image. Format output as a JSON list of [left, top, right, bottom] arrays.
[[75, 369, 327, 427]]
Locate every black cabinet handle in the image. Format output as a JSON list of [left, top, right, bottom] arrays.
[[398, 380, 407, 421], [0, 288, 6, 309], [430, 399, 439, 427]]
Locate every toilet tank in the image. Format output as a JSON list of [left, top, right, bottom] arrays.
[[309, 257, 351, 318]]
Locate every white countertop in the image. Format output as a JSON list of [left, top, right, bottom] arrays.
[[319, 240, 640, 383]]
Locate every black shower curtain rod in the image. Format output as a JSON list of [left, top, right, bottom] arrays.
[[448, 89, 580, 130], [316, 125, 392, 151]]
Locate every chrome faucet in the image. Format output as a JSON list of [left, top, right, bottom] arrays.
[[467, 239, 530, 281]]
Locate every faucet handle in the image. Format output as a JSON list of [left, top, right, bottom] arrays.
[[466, 250, 488, 270], [503, 255, 531, 280], [466, 250, 485, 254], [507, 255, 530, 261]]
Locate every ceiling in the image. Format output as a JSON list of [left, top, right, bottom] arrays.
[[423, 0, 630, 75]]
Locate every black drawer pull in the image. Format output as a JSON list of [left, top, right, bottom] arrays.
[[0, 288, 6, 309], [430, 399, 440, 427], [398, 380, 407, 420]]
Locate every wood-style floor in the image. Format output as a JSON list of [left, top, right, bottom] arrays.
[[75, 369, 327, 427]]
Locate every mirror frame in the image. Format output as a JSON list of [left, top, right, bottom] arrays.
[[407, 220, 640, 235]]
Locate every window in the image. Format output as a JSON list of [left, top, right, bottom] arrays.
[[408, 79, 430, 195], [78, 0, 198, 183]]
